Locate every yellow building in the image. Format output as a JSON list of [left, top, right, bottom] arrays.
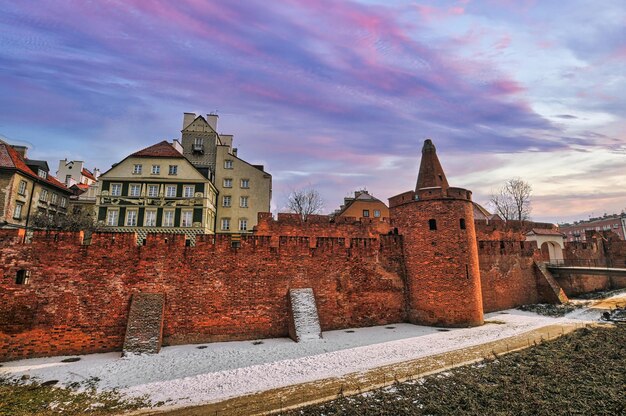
[[0, 140, 72, 230], [333, 190, 389, 220], [96, 141, 218, 243], [180, 113, 272, 234]]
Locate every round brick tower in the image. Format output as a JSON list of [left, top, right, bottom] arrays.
[[389, 139, 483, 327]]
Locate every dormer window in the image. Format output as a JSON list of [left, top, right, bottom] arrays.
[[38, 169, 47, 179]]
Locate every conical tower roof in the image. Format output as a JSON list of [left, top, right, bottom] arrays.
[[415, 139, 449, 192]]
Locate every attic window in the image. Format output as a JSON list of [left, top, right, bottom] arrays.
[[429, 219, 437, 230], [38, 169, 47, 179], [16, 270, 30, 285]]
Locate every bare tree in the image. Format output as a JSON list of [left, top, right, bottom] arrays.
[[490, 178, 532, 221], [287, 187, 324, 221], [30, 209, 101, 232]]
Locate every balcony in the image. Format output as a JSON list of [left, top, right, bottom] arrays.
[[192, 143, 204, 154]]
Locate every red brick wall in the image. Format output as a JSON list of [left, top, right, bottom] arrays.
[[0, 230, 406, 361], [474, 219, 557, 241], [477, 240, 542, 312], [390, 198, 483, 327], [254, 213, 393, 244], [554, 274, 615, 296]]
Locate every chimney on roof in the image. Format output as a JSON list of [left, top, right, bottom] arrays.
[[93, 168, 101, 180], [171, 139, 184, 154], [415, 139, 449, 192], [206, 113, 218, 131], [183, 112, 196, 130], [11, 145, 28, 159]]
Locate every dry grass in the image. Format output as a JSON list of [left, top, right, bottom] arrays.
[[0, 376, 150, 416], [280, 325, 626, 416]]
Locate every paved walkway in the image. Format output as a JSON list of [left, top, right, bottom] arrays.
[[143, 321, 596, 416]]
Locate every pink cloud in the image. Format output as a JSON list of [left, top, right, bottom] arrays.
[[493, 34, 512, 50]]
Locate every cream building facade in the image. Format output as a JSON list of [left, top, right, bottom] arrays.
[[96, 141, 218, 243]]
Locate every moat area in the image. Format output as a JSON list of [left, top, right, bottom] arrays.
[[2, 292, 623, 414]]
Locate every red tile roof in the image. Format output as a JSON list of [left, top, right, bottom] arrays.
[[81, 168, 96, 181], [131, 141, 183, 158], [0, 141, 71, 193], [0, 141, 34, 174]]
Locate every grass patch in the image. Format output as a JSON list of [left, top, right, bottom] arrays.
[[0, 376, 151, 415], [280, 325, 626, 415]]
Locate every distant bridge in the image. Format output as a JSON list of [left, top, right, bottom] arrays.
[[546, 260, 626, 277]]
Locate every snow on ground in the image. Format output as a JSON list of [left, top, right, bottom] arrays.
[[0, 299, 618, 410]]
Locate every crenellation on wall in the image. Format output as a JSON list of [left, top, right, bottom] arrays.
[[0, 226, 407, 361], [477, 240, 537, 256], [3, 139, 624, 362], [90, 231, 138, 248]]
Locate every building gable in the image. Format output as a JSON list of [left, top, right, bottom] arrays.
[[183, 116, 217, 135]]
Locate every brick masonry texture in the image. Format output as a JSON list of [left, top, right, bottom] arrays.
[[2, 221, 624, 361], [0, 229, 406, 361], [390, 198, 484, 327]]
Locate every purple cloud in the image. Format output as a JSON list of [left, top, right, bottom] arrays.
[[0, 0, 624, 220]]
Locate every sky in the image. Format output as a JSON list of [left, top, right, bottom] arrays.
[[0, 0, 624, 223]]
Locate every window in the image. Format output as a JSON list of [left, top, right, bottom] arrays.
[[183, 185, 194, 198], [60, 197, 67, 208], [363, 209, 370, 217], [223, 195, 232, 207], [18, 180, 27, 195], [240, 196, 248, 208], [129, 184, 141, 197], [224, 160, 233, 169], [240, 179, 250, 188], [194, 137, 203, 146], [147, 184, 159, 197], [132, 164, 142, 174], [168, 165, 178, 175], [460, 218, 466, 230], [110, 183, 122, 196], [39, 189, 49, 202], [15, 270, 30, 285], [163, 210, 174, 227], [181, 210, 193, 227], [239, 218, 248, 231], [125, 209, 138, 226], [221, 218, 230, 231], [166, 185, 177, 198], [223, 178, 232, 188], [374, 210, 381, 218], [106, 209, 119, 226], [429, 219, 437, 230], [151, 165, 160, 175], [65, 174, 72, 185], [13, 203, 23, 220], [144, 210, 157, 226], [38, 169, 47, 179], [51, 193, 58, 205]]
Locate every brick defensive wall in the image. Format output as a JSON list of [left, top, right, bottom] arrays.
[[4, 139, 623, 361], [0, 228, 406, 361]]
